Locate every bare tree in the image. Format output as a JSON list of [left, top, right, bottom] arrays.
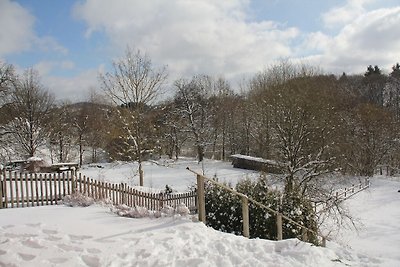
[[99, 47, 167, 185], [100, 48, 167, 105], [5, 69, 55, 157], [343, 103, 396, 176], [0, 62, 15, 101], [47, 102, 75, 163], [174, 75, 215, 164]]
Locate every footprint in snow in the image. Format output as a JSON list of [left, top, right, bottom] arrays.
[[42, 229, 58, 235], [1, 225, 15, 229], [0, 237, 10, 244], [57, 243, 83, 252], [26, 223, 42, 228], [81, 255, 101, 267], [0, 249, 7, 255], [22, 238, 45, 249], [117, 252, 128, 259], [5, 233, 37, 238], [45, 235, 62, 241], [87, 248, 102, 254], [18, 253, 36, 261], [68, 234, 93, 241], [48, 257, 69, 264]]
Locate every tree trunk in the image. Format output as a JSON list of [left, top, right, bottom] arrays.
[[79, 134, 83, 167], [197, 145, 204, 163], [139, 161, 144, 186]]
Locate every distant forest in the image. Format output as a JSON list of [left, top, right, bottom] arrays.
[[1, 51, 400, 177]]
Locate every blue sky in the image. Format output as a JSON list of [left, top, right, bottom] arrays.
[[1, 0, 400, 101]]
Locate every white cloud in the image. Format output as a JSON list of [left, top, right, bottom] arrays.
[[34, 36, 69, 55], [73, 0, 299, 82], [43, 67, 101, 102], [304, 6, 400, 74], [321, 0, 374, 29], [0, 0, 68, 59], [34, 60, 75, 76], [0, 0, 36, 57]]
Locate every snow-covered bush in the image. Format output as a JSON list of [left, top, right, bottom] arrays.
[[205, 175, 319, 244], [62, 192, 95, 207], [205, 176, 280, 238], [281, 189, 319, 244], [111, 204, 150, 218], [176, 203, 190, 216], [205, 180, 242, 235], [63, 192, 113, 207], [111, 203, 191, 219], [236, 176, 281, 239]]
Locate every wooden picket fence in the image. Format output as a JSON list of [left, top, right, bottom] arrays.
[[0, 170, 197, 211]]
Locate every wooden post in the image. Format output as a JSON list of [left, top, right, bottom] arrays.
[[159, 192, 164, 210], [15, 172, 19, 208], [196, 174, 206, 223], [0, 171, 3, 209], [9, 172, 14, 208], [242, 195, 250, 238], [39, 174, 44, 206], [30, 173, 34, 206], [276, 213, 283, 241], [62, 172, 66, 197], [301, 227, 308, 242], [139, 168, 144, 187], [44, 174, 49, 205], [34, 173, 39, 207], [321, 237, 326, 247], [23, 173, 28, 207]]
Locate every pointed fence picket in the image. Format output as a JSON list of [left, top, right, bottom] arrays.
[[0, 170, 196, 211]]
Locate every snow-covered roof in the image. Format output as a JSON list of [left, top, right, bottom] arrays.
[[230, 154, 280, 165], [27, 157, 43, 162]]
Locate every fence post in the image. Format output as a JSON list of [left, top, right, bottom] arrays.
[[0, 171, 3, 209], [241, 195, 250, 238], [276, 213, 283, 241], [197, 174, 206, 223], [159, 192, 164, 210], [301, 227, 308, 242], [139, 167, 144, 187]]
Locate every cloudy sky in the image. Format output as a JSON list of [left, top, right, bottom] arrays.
[[1, 0, 400, 101]]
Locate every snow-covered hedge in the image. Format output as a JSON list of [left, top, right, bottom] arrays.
[[205, 175, 319, 244]]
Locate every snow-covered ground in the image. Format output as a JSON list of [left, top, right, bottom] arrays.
[[79, 158, 259, 192], [1, 159, 399, 266]]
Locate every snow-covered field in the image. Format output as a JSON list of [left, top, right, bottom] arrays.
[[79, 158, 259, 192], [1, 159, 400, 266]]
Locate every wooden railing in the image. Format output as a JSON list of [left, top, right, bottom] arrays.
[[334, 178, 370, 201], [0, 170, 196, 211]]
